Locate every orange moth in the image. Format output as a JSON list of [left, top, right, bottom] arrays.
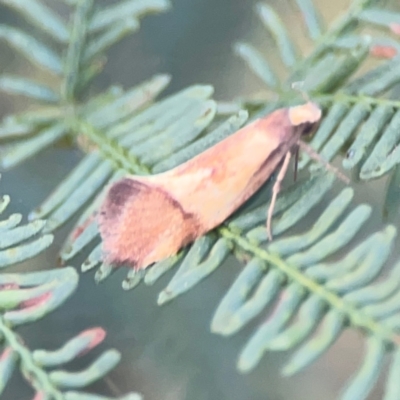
[[98, 102, 342, 270]]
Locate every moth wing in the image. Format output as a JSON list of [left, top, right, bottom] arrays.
[[98, 177, 200, 269]]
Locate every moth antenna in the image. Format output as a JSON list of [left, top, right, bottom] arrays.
[[298, 140, 350, 184], [267, 151, 292, 241]]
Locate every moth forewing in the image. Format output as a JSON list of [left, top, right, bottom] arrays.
[[98, 102, 322, 270]]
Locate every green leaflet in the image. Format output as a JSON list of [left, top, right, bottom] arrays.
[[0, 25, 62, 74], [234, 42, 279, 89], [266, 295, 326, 351], [343, 104, 394, 169], [143, 249, 188, 286], [83, 18, 139, 63], [0, 213, 22, 231], [303, 41, 369, 94], [135, 99, 217, 165], [153, 109, 248, 172], [358, 8, 400, 27], [294, 0, 324, 40], [94, 262, 113, 283], [385, 349, 400, 400], [48, 349, 121, 388], [83, 75, 171, 128], [360, 109, 400, 179], [29, 153, 102, 221], [281, 310, 345, 376], [211, 258, 284, 336], [0, 181, 53, 266], [0, 219, 46, 249], [256, 3, 298, 68], [157, 236, 232, 305], [267, 187, 354, 255], [0, 0, 69, 42], [340, 337, 385, 400], [0, 107, 62, 140], [61, 0, 94, 101], [0, 178, 138, 399], [238, 282, 307, 372], [81, 244, 102, 273], [0, 75, 59, 103], [0, 123, 68, 169], [89, 0, 171, 33], [60, 169, 127, 262], [384, 164, 400, 220]]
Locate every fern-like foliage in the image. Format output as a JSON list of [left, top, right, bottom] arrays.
[[2, 0, 400, 399], [0, 180, 141, 399], [235, 0, 400, 184], [0, 0, 171, 167]]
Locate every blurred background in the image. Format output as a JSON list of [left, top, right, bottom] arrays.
[[1, 0, 400, 399]]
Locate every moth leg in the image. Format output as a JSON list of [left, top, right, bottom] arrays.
[[298, 140, 350, 184], [293, 145, 300, 182], [267, 151, 292, 241]]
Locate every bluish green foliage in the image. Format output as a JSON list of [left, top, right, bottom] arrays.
[[0, 178, 142, 399], [2, 0, 400, 399]]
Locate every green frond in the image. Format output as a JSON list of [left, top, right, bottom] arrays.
[[0, 316, 142, 399], [236, 0, 400, 189], [57, 1, 400, 398], [0, 0, 171, 166], [0, 182, 141, 399], [210, 219, 400, 400], [233, 0, 400, 230], [3, 0, 400, 398]]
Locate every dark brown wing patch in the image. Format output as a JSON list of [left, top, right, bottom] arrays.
[[98, 177, 201, 269], [100, 178, 142, 219]]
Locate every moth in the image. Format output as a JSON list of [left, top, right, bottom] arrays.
[[98, 101, 347, 270]]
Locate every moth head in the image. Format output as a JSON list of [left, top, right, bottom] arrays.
[[288, 102, 322, 137]]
